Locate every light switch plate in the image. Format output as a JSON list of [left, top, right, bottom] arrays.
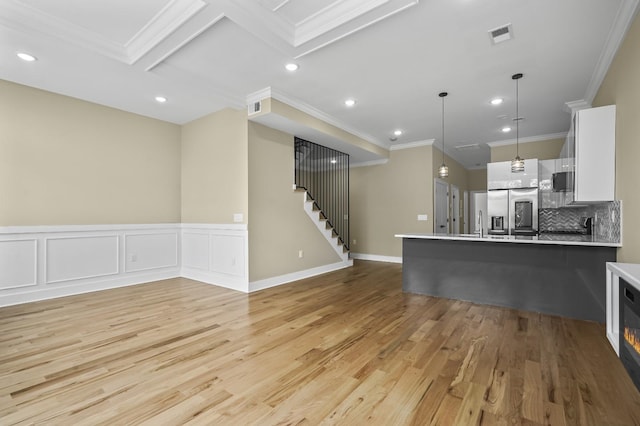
[[418, 214, 428, 221]]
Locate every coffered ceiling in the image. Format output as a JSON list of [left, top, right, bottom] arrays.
[[1, 0, 638, 167]]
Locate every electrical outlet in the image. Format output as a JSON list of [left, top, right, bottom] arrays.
[[353, 239, 357, 245], [233, 213, 243, 223], [298, 250, 304, 258], [131, 254, 137, 262], [418, 214, 428, 221]]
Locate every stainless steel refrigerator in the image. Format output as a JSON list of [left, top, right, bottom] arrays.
[[487, 188, 538, 235]]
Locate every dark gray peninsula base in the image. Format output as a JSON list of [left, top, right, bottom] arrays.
[[400, 236, 617, 322]]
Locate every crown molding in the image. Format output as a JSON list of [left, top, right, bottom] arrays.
[[350, 158, 389, 168], [486, 132, 568, 147], [0, 0, 126, 62], [295, 0, 388, 46], [0, 0, 207, 66], [267, 88, 388, 149], [291, 0, 418, 58], [564, 99, 591, 114], [583, 0, 640, 104], [246, 87, 274, 105], [389, 139, 435, 151], [126, 0, 206, 64]]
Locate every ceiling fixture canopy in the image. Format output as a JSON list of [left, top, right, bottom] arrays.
[[511, 73, 525, 173], [438, 92, 449, 178]]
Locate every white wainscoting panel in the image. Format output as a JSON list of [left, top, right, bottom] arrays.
[[125, 232, 178, 273], [211, 235, 245, 277], [46, 236, 119, 284], [182, 233, 209, 271], [0, 224, 181, 307], [0, 239, 37, 290], [181, 224, 249, 292]]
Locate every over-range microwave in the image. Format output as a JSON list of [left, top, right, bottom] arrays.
[[552, 171, 573, 192]]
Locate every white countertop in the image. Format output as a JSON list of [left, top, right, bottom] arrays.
[[395, 232, 621, 247]]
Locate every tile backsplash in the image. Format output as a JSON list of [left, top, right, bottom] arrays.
[[539, 200, 620, 242]]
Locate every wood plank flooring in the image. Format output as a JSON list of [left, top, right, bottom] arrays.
[[1, 260, 639, 425]]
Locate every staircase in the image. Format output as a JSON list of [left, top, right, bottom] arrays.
[[296, 187, 349, 262]]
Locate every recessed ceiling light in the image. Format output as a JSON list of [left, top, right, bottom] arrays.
[[285, 63, 299, 71], [491, 98, 503, 105], [155, 96, 167, 103], [501, 126, 512, 133], [344, 99, 356, 107], [17, 52, 37, 62], [393, 129, 403, 136]]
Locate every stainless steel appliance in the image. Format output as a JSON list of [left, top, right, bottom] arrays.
[[510, 188, 538, 235], [487, 190, 509, 235], [487, 160, 539, 236], [491, 216, 504, 231], [552, 171, 573, 192]]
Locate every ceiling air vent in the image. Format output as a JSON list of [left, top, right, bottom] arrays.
[[455, 143, 480, 151], [248, 100, 261, 115], [488, 23, 513, 44]]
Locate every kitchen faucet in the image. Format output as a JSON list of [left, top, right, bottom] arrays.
[[478, 210, 484, 238]]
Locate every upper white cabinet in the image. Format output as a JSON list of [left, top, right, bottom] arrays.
[[573, 105, 616, 202], [487, 159, 539, 190]]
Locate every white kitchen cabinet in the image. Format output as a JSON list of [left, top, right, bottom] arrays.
[[573, 105, 616, 202], [487, 159, 538, 190]]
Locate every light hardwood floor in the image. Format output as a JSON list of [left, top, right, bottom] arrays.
[[1, 260, 639, 425]]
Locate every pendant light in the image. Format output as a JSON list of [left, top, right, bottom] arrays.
[[438, 92, 449, 178], [511, 73, 525, 173]]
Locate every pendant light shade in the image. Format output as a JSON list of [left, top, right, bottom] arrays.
[[511, 155, 525, 173], [438, 92, 449, 178], [511, 73, 525, 173]]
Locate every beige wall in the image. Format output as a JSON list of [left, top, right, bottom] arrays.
[[350, 145, 434, 257], [0, 80, 181, 226], [248, 122, 340, 281], [490, 138, 564, 162], [593, 13, 640, 263], [432, 148, 468, 234], [467, 169, 487, 191], [181, 109, 248, 223]]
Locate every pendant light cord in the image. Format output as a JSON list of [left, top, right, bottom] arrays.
[[442, 95, 445, 164], [516, 76, 519, 157]]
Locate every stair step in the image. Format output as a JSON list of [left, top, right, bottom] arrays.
[[299, 189, 349, 262]]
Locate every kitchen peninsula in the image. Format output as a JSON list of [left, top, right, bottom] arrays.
[[395, 233, 620, 322]]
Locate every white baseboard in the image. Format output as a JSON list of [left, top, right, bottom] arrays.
[[1, 222, 355, 306], [180, 267, 248, 293], [350, 253, 403, 263], [249, 260, 353, 292], [0, 269, 179, 307]]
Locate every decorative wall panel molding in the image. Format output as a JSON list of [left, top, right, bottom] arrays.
[[124, 232, 179, 273], [0, 224, 181, 307], [46, 235, 119, 284], [0, 239, 38, 290], [0, 222, 352, 306], [180, 224, 249, 292]]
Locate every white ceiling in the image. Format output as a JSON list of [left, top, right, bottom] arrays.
[[1, 0, 638, 167]]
